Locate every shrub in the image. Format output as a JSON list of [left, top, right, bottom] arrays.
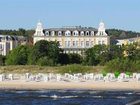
[[37, 56, 54, 66], [59, 64, 90, 74], [114, 71, 120, 77]]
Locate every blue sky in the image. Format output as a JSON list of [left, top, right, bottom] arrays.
[[0, 0, 140, 32]]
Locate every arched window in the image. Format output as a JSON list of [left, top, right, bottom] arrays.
[[65, 30, 71, 36], [86, 31, 89, 36], [91, 31, 94, 36], [51, 31, 55, 36], [73, 30, 79, 36], [80, 31, 84, 36], [58, 31, 62, 36], [45, 31, 49, 36]]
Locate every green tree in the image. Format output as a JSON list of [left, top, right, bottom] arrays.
[[28, 40, 61, 65], [37, 56, 54, 66], [124, 43, 137, 60], [68, 53, 82, 64], [6, 45, 30, 65], [109, 45, 124, 59], [47, 41, 61, 64], [18, 28, 26, 36], [0, 55, 6, 65], [28, 40, 49, 64], [84, 45, 110, 66], [58, 53, 69, 65]]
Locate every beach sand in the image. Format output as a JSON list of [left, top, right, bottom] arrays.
[[0, 80, 140, 90]]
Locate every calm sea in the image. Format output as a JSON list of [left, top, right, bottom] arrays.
[[0, 89, 139, 105]]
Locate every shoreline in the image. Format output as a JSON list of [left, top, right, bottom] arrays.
[[0, 80, 140, 91]]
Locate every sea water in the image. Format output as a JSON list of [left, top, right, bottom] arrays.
[[0, 89, 139, 105]]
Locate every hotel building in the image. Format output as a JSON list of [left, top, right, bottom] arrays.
[[33, 22, 110, 54]]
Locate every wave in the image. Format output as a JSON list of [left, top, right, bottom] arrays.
[[39, 95, 48, 98], [125, 92, 133, 95], [14, 90, 28, 94], [92, 96, 102, 98], [50, 95, 79, 99], [116, 96, 126, 99]]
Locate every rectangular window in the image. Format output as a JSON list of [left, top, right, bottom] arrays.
[[73, 41, 76, 46], [76, 41, 78, 46], [98, 41, 101, 44], [91, 41, 94, 46], [86, 41, 89, 46], [68, 41, 70, 47], [65, 41, 67, 47], [81, 41, 83, 47]]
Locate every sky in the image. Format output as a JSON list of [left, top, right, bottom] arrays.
[[0, 0, 140, 32]]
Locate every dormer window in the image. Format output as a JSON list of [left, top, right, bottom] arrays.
[[45, 31, 49, 36], [51, 31, 55, 36], [73, 30, 78, 36], [86, 31, 89, 36], [80, 31, 84, 36], [91, 31, 94, 36], [65, 30, 71, 36], [58, 31, 62, 36]]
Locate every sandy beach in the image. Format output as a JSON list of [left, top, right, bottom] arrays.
[[0, 80, 140, 90]]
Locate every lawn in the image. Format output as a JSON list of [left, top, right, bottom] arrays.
[[0, 65, 104, 74]]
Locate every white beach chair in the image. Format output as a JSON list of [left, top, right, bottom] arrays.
[[132, 73, 138, 80], [35, 74, 43, 82], [118, 73, 129, 82], [136, 73, 140, 81], [8, 74, 13, 80], [0, 74, 5, 81], [56, 74, 61, 81], [25, 73, 30, 80], [104, 73, 116, 82], [94, 74, 104, 81], [43, 74, 49, 82]]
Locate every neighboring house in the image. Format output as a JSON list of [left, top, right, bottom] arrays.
[[116, 37, 140, 56], [33, 21, 110, 54], [0, 35, 18, 56], [116, 37, 140, 46]]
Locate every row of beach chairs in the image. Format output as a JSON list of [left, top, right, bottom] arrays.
[[0, 73, 140, 82]]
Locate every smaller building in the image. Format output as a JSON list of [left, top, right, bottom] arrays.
[[116, 37, 140, 46], [0, 35, 18, 56], [116, 37, 140, 56]]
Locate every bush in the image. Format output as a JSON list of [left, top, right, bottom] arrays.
[[114, 71, 120, 77], [59, 64, 91, 74], [37, 57, 54, 66], [104, 58, 140, 73], [101, 70, 107, 76], [68, 53, 83, 64], [6, 45, 30, 65]]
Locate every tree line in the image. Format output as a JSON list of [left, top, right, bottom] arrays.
[[0, 40, 139, 73]]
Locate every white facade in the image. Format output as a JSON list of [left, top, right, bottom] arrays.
[[33, 21, 110, 54], [0, 35, 18, 56]]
